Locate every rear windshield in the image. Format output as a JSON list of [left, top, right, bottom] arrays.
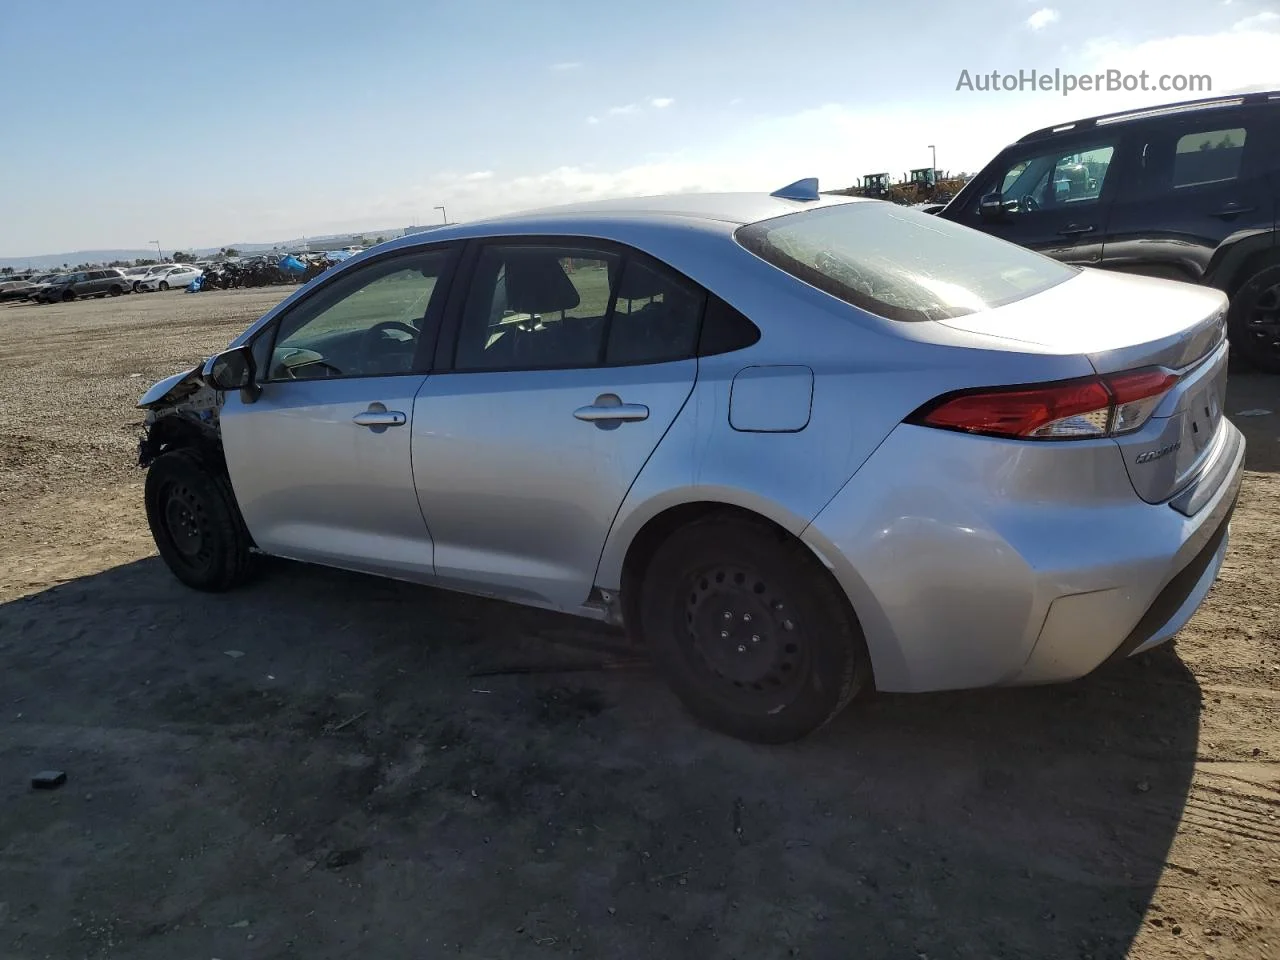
[[735, 201, 1077, 322]]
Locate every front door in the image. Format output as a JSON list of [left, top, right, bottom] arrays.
[[1101, 108, 1279, 283], [219, 245, 458, 581], [412, 240, 705, 611], [948, 136, 1124, 264]]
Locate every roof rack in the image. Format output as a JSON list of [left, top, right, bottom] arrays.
[[770, 177, 821, 201], [1016, 89, 1279, 143]]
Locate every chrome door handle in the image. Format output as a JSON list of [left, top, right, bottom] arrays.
[[1057, 223, 1095, 236], [352, 410, 407, 428], [573, 393, 649, 425]]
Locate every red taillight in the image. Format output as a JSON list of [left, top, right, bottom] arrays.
[[910, 368, 1179, 440]]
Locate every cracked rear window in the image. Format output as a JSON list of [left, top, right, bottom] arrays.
[[735, 202, 1077, 322]]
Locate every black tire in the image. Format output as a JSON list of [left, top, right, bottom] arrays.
[[638, 514, 871, 743], [132, 281, 142, 293], [1230, 263, 1280, 374], [158, 280, 170, 291], [61, 289, 74, 302], [144, 448, 254, 592], [109, 285, 122, 297]]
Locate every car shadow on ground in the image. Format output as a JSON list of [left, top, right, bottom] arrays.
[[0, 557, 1200, 960]]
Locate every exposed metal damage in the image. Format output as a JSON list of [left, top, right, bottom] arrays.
[[136, 362, 225, 468]]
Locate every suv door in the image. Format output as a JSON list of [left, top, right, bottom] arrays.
[[1101, 106, 1278, 283], [941, 135, 1126, 264], [217, 245, 459, 580], [411, 240, 704, 611]]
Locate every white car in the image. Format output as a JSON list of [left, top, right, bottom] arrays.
[[137, 265, 202, 292]]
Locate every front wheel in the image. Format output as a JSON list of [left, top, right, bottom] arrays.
[[1230, 263, 1280, 374], [109, 285, 122, 297], [145, 449, 254, 591], [639, 514, 872, 743], [158, 281, 170, 291], [61, 290, 74, 302]]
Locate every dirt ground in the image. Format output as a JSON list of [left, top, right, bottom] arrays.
[[0, 289, 1277, 960]]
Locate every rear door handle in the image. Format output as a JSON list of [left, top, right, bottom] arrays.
[[1211, 203, 1256, 218], [573, 393, 649, 425], [1057, 224, 1096, 236], [352, 409, 407, 428]]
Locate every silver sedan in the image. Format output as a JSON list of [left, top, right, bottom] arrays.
[[137, 181, 1244, 742]]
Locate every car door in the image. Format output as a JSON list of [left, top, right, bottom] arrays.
[[217, 244, 459, 581], [946, 135, 1126, 264], [411, 239, 703, 612], [1101, 107, 1278, 283]]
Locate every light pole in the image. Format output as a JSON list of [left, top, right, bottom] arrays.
[[434, 205, 448, 225], [151, 240, 162, 261], [927, 145, 937, 184]]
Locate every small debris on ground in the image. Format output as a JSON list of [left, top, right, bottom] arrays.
[[224, 650, 245, 659], [31, 770, 67, 790]]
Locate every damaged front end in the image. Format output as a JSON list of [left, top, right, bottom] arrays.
[[136, 362, 224, 468]]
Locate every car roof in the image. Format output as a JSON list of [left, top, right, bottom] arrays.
[[1016, 89, 1280, 145], [379, 190, 865, 250]]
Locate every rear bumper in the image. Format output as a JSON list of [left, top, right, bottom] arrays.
[[801, 419, 1245, 693]]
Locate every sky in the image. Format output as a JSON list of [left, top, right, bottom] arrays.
[[1, 0, 1278, 257]]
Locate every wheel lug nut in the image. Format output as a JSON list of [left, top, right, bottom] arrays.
[[736, 644, 746, 653], [751, 635, 760, 643], [723, 611, 732, 620], [720, 630, 730, 639], [742, 613, 752, 622]]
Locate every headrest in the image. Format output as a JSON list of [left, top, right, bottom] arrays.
[[615, 260, 671, 302], [504, 250, 581, 314]]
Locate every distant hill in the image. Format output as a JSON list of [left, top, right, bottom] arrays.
[[0, 227, 419, 271]]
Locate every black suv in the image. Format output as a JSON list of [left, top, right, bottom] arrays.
[[938, 91, 1280, 372], [36, 268, 130, 303]]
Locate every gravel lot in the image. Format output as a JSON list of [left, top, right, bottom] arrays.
[[1, 289, 1277, 960]]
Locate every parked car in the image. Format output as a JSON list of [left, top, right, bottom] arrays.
[[137, 185, 1243, 743], [937, 90, 1280, 372], [35, 268, 130, 302], [23, 273, 69, 301], [136, 264, 202, 292], [0, 276, 37, 302]]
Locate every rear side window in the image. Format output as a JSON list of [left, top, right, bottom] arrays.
[[1172, 127, 1246, 187], [736, 202, 1077, 322]]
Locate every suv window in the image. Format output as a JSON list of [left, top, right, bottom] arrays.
[[1173, 127, 1247, 187], [265, 248, 453, 381], [736, 202, 1077, 322], [989, 143, 1117, 214]]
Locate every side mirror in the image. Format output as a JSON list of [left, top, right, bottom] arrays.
[[978, 192, 1005, 221], [202, 345, 259, 401]]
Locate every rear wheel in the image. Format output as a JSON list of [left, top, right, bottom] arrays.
[[109, 285, 122, 297], [1230, 263, 1280, 374], [639, 514, 871, 743], [145, 448, 254, 591]]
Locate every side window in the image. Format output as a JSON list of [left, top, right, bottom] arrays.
[[605, 256, 705, 365], [1173, 127, 1247, 188], [987, 143, 1116, 214], [265, 248, 452, 381], [455, 244, 620, 371]]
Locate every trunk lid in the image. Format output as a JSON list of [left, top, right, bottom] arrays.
[[936, 268, 1231, 504]]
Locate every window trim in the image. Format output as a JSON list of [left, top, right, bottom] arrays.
[[253, 242, 461, 385], [439, 235, 713, 375]]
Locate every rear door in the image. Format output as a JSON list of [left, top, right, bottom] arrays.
[[1101, 106, 1277, 283], [941, 134, 1126, 264], [411, 239, 704, 611]]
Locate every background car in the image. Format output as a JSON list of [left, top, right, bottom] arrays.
[[938, 89, 1280, 372], [0, 276, 37, 302], [35, 268, 129, 302], [136, 187, 1244, 743], [136, 264, 202, 292]]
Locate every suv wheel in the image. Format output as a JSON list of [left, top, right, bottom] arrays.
[[109, 285, 122, 297], [61, 289, 74, 302], [1230, 263, 1280, 374], [638, 514, 872, 743], [144, 449, 255, 592]]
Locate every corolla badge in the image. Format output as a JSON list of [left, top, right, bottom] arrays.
[[1135, 441, 1181, 465]]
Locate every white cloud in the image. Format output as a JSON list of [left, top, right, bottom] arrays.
[[549, 61, 582, 71], [729, 97, 743, 106], [1026, 8, 1060, 30], [650, 97, 674, 108], [607, 103, 639, 115], [1233, 11, 1279, 30], [463, 171, 493, 181], [586, 115, 600, 125]]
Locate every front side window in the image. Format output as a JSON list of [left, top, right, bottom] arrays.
[[265, 248, 453, 381], [736, 202, 1077, 322], [985, 142, 1117, 214]]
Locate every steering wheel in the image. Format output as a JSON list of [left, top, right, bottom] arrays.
[[359, 320, 419, 371], [1020, 194, 1040, 213]]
